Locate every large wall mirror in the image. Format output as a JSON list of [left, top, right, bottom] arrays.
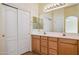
[[32, 3, 79, 34]]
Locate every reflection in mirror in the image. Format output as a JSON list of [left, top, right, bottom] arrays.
[[32, 16, 43, 29], [32, 16, 38, 29], [32, 16, 43, 33], [43, 15, 53, 32], [43, 8, 64, 32], [65, 16, 78, 33]]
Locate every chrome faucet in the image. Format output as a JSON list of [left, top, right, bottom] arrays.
[[63, 33, 66, 36], [44, 32, 46, 34]]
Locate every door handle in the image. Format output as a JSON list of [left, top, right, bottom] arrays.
[[2, 35, 5, 37]]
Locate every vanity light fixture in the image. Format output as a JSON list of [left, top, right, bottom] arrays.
[[43, 3, 66, 12], [43, 3, 76, 12]]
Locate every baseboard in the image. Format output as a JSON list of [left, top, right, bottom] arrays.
[[21, 51, 32, 55]]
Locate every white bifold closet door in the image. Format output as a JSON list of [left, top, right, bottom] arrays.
[[1, 4, 31, 55], [18, 10, 31, 54], [3, 5, 18, 54]]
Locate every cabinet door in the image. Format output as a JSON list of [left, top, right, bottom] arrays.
[[3, 5, 18, 55], [48, 41, 57, 55], [41, 46, 47, 55], [41, 36, 47, 47], [59, 42, 77, 55], [48, 37, 58, 55], [32, 36, 40, 54], [48, 37, 57, 50], [77, 41, 79, 54], [48, 41, 57, 49], [41, 39, 47, 47], [49, 49, 57, 55], [40, 36, 48, 54]]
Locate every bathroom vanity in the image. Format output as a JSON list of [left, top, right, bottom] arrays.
[[31, 4, 79, 55], [31, 33, 79, 55]]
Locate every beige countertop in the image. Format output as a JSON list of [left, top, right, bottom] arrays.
[[31, 32, 79, 40]]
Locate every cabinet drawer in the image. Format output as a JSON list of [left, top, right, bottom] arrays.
[[41, 36, 47, 40], [41, 46, 47, 55], [48, 49, 57, 55], [32, 35, 40, 39], [48, 41, 57, 50], [48, 37, 57, 42], [59, 38, 77, 44], [41, 39, 47, 47]]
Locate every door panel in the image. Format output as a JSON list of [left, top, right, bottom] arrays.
[[3, 5, 18, 54], [6, 40, 17, 52], [18, 39, 27, 50], [0, 34, 5, 54], [5, 6, 17, 37], [23, 11, 31, 52], [18, 10, 30, 54]]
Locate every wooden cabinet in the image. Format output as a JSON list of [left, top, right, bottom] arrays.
[[32, 35, 79, 55], [48, 37, 58, 55], [32, 35, 41, 54], [59, 38, 77, 55], [40, 36, 48, 55]]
